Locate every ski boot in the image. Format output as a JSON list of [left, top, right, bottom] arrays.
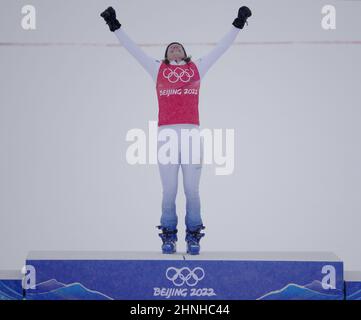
[[185, 225, 206, 255], [156, 225, 178, 254]]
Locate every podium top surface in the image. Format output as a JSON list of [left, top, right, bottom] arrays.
[[181, 251, 341, 261], [26, 250, 342, 262], [344, 271, 361, 281], [0, 270, 23, 280]]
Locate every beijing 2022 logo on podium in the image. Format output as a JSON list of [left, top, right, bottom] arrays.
[[154, 266, 217, 298]]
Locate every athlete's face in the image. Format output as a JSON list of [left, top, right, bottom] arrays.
[[167, 43, 186, 62]]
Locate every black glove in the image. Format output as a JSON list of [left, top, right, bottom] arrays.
[[232, 6, 252, 29], [100, 6, 121, 32]]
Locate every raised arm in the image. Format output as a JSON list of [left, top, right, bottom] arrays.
[[195, 26, 240, 80], [100, 6, 160, 82], [114, 28, 160, 82], [195, 6, 252, 80]]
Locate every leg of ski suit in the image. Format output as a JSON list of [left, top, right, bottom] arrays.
[[157, 124, 204, 231]]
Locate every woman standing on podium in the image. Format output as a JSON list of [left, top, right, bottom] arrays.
[[100, 5, 252, 255]]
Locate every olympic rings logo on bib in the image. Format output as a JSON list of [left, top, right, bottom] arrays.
[[165, 266, 205, 286], [162, 67, 195, 83]]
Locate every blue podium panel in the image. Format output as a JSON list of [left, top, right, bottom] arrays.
[[184, 252, 344, 300], [25, 251, 344, 300], [344, 271, 361, 300], [0, 270, 24, 300]]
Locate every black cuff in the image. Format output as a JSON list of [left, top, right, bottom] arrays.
[[232, 17, 247, 29], [109, 20, 121, 32]]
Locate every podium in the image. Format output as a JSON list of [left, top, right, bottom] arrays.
[[0, 270, 23, 300], [23, 251, 344, 300], [344, 271, 361, 300]]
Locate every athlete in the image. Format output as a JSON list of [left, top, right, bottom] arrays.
[[100, 5, 252, 255]]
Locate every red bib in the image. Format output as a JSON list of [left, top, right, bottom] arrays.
[[156, 61, 201, 126]]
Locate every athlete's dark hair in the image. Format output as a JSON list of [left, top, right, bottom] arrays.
[[162, 42, 192, 65]]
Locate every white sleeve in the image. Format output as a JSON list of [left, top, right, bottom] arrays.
[[114, 28, 160, 82], [195, 25, 240, 80]]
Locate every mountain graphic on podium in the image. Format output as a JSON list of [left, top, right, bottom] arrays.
[[258, 280, 344, 300], [347, 289, 361, 300], [25, 279, 113, 300], [0, 281, 23, 300]]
